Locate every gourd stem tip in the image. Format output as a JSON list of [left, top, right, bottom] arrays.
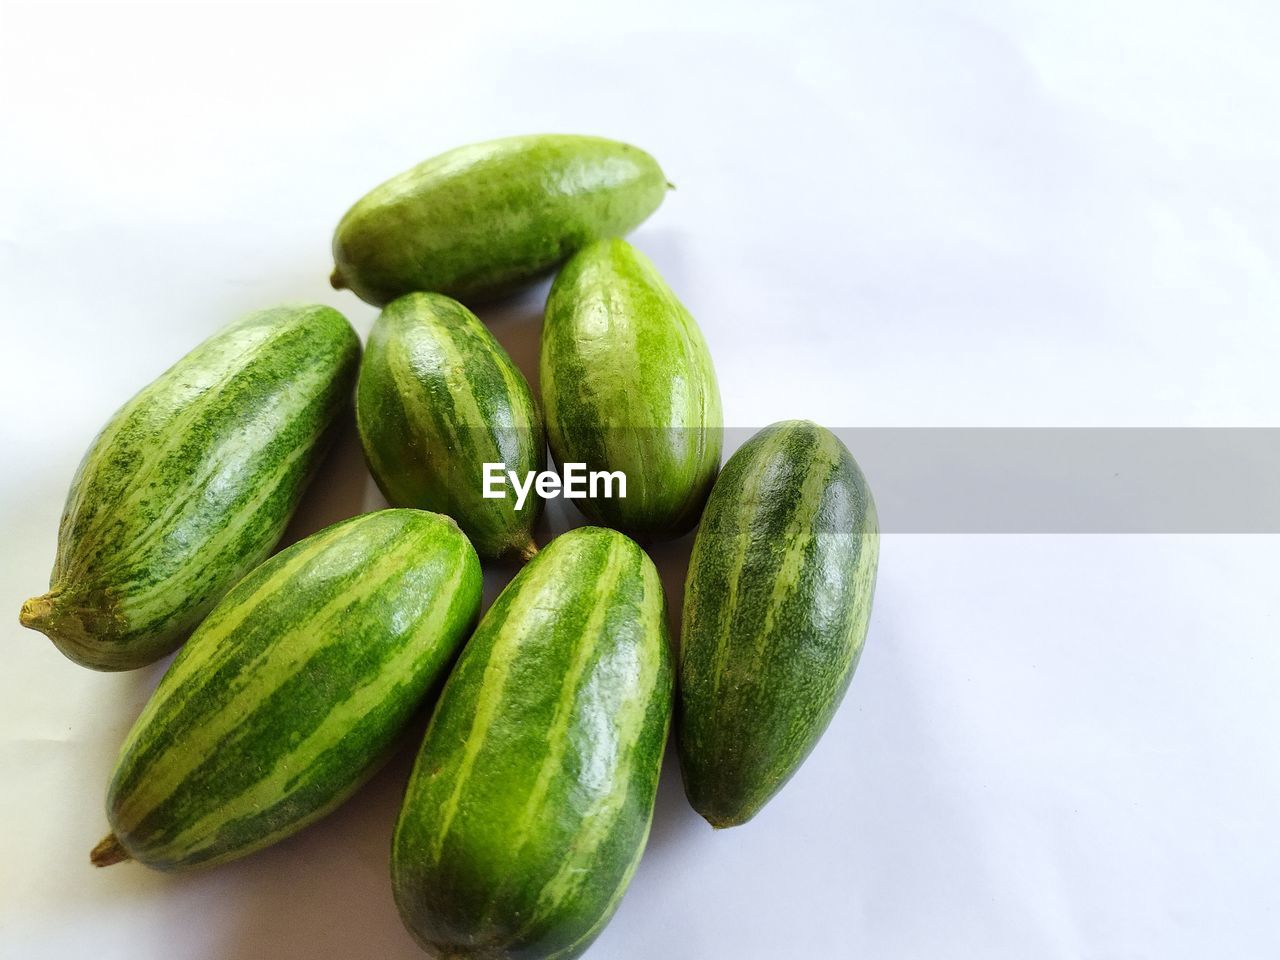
[[90, 834, 131, 868], [517, 538, 539, 563], [704, 812, 739, 831], [19, 594, 54, 631]]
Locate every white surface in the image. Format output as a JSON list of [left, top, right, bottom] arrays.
[[3, 1, 1279, 957]]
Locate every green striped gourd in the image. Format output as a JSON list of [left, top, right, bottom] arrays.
[[540, 238, 722, 541], [393, 526, 672, 960], [91, 509, 482, 871], [19, 305, 360, 671], [678, 421, 878, 828], [331, 134, 669, 306], [357, 292, 544, 562]]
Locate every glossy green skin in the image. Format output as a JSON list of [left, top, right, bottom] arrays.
[[102, 510, 482, 870], [393, 526, 672, 960], [20, 305, 361, 671], [357, 293, 544, 561], [331, 134, 669, 306], [541, 238, 722, 541], [678, 421, 879, 828]]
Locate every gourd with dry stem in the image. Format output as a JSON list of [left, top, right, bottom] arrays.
[[355, 292, 545, 562], [91, 510, 482, 871], [19, 304, 360, 671], [331, 134, 671, 306]]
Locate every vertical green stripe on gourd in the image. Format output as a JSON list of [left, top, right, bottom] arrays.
[[487, 540, 626, 872], [516, 556, 667, 941], [701, 424, 790, 705], [384, 322, 465, 470], [491, 330, 533, 422], [472, 539, 646, 933], [359, 322, 441, 496], [745, 429, 843, 673], [424, 544, 574, 862], [397, 302, 494, 471], [543, 833, 649, 960]]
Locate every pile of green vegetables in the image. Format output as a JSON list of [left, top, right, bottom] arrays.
[[19, 134, 879, 960]]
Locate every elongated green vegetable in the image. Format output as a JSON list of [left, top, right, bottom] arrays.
[[678, 421, 878, 828], [91, 509, 482, 871], [331, 134, 669, 306], [357, 292, 544, 561], [393, 526, 672, 960], [541, 238, 722, 540], [19, 305, 360, 671]]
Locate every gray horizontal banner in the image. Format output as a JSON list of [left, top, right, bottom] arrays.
[[417, 425, 1280, 533], [805, 427, 1280, 533]]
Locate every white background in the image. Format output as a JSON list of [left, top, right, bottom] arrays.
[[2, 1, 1279, 957]]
